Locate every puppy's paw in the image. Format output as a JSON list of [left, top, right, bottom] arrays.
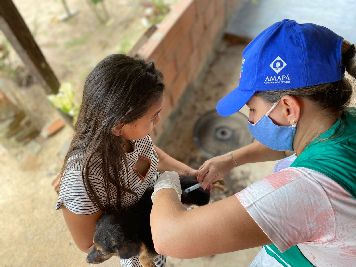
[[139, 244, 157, 267]]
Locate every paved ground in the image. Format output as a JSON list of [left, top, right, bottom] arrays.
[[0, 1, 269, 266], [226, 0, 356, 43], [0, 41, 273, 267], [1, 1, 355, 265]]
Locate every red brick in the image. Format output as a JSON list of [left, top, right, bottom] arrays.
[[208, 14, 223, 43], [150, 50, 178, 87], [137, 33, 164, 59], [175, 1, 197, 31], [41, 118, 65, 138], [0, 91, 13, 108], [175, 34, 193, 70], [159, 93, 174, 122], [149, 50, 164, 68], [169, 67, 189, 106], [158, 2, 184, 35], [203, 1, 215, 28], [161, 25, 185, 61], [138, 0, 192, 60], [162, 59, 178, 90], [197, 34, 213, 64], [136, 0, 215, 63], [195, 0, 208, 18], [188, 48, 202, 81], [157, 0, 194, 55], [215, 0, 226, 23], [190, 17, 205, 48], [169, 0, 194, 18]]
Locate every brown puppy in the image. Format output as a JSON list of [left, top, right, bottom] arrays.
[[87, 176, 209, 266]]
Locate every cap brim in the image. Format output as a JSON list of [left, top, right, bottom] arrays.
[[216, 87, 255, 117]]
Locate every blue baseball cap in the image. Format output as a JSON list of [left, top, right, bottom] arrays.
[[216, 19, 345, 117]]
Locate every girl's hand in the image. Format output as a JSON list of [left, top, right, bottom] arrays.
[[180, 167, 198, 177], [197, 153, 236, 189]]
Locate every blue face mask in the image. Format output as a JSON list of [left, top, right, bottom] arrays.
[[247, 102, 296, 151]]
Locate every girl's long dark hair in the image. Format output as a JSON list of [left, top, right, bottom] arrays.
[[63, 54, 164, 211]]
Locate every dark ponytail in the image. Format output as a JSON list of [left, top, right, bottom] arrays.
[[342, 41, 356, 78], [257, 40, 355, 116]]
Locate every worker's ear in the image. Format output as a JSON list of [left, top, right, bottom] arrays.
[[279, 95, 301, 125], [112, 123, 124, 136]]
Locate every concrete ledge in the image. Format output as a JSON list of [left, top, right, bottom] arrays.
[[136, 0, 240, 140]]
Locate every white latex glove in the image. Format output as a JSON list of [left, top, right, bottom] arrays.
[[151, 171, 182, 203]]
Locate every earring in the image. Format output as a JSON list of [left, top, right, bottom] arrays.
[[290, 119, 297, 125]]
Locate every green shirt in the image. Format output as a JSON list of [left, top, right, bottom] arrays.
[[291, 107, 356, 198], [265, 107, 356, 266]]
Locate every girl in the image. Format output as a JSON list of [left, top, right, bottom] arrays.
[[150, 19, 356, 266], [56, 54, 196, 267]]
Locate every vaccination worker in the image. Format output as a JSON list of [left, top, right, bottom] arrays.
[[150, 19, 356, 267]]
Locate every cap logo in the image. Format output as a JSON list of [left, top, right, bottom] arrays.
[[270, 56, 287, 74], [240, 58, 245, 78]]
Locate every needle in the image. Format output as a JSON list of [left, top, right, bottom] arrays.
[[183, 183, 201, 194]]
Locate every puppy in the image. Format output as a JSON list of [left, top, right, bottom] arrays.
[[180, 175, 210, 206], [87, 189, 155, 266], [87, 176, 209, 266]]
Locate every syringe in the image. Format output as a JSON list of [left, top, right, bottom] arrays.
[[183, 183, 202, 194]]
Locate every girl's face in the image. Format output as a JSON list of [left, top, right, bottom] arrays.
[[117, 96, 163, 141]]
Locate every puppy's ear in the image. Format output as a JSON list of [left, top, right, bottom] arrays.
[[118, 241, 142, 259], [112, 244, 120, 252], [110, 234, 124, 251], [109, 237, 121, 252]]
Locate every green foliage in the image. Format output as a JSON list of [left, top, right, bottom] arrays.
[[86, 0, 110, 23], [0, 41, 10, 70], [64, 35, 89, 48], [90, 0, 103, 4], [143, 0, 170, 26], [117, 38, 134, 54], [48, 82, 79, 124]]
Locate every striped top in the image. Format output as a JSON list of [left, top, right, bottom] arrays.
[[56, 135, 159, 214]]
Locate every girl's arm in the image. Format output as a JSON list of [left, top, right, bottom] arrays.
[[197, 141, 287, 188], [62, 208, 102, 252], [150, 189, 271, 258], [154, 145, 197, 176]]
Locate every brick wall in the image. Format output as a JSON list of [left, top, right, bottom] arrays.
[[136, 0, 240, 140]]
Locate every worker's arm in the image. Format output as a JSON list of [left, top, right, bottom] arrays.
[[61, 208, 102, 252], [197, 141, 288, 188], [150, 189, 271, 258], [230, 140, 288, 164]]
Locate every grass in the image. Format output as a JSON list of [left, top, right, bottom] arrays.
[[64, 35, 89, 48]]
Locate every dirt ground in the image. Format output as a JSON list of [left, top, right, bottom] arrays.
[[9, 0, 148, 90], [2, 40, 356, 267], [0, 1, 268, 266], [0, 38, 273, 266], [1, 1, 356, 266]]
